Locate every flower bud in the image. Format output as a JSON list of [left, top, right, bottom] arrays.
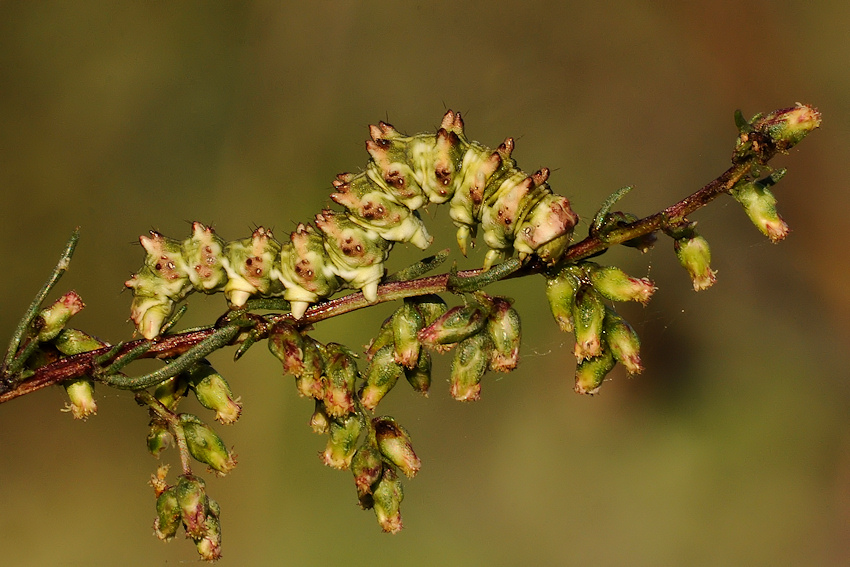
[[194, 507, 222, 562], [674, 234, 716, 291], [309, 399, 331, 434], [174, 474, 209, 539], [753, 103, 821, 150], [221, 226, 282, 307], [186, 361, 242, 424], [295, 337, 327, 400], [372, 466, 404, 534], [603, 308, 642, 375], [545, 265, 582, 332], [392, 300, 424, 368], [351, 441, 384, 502], [147, 419, 173, 458], [572, 286, 606, 362], [587, 263, 656, 305], [153, 375, 188, 411], [574, 348, 615, 395], [267, 322, 306, 376], [731, 176, 789, 243], [277, 223, 342, 319], [411, 294, 448, 326], [36, 291, 85, 342], [322, 343, 358, 418], [180, 222, 227, 292], [374, 417, 421, 478], [360, 344, 404, 411], [404, 350, 432, 396], [321, 414, 363, 470], [486, 297, 521, 372], [450, 333, 493, 402], [62, 378, 97, 420], [179, 413, 237, 476], [153, 486, 181, 541], [366, 315, 395, 361], [417, 302, 490, 346], [52, 328, 105, 355]]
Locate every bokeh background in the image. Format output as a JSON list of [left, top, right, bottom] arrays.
[[1, 2, 848, 565]]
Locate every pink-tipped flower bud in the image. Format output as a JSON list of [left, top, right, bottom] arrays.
[[587, 263, 656, 305], [366, 315, 395, 361], [321, 414, 363, 470], [603, 308, 643, 375], [373, 417, 421, 479], [486, 296, 521, 372], [372, 466, 404, 534], [404, 350, 432, 396], [574, 348, 616, 395], [352, 442, 384, 503], [731, 176, 789, 243], [36, 291, 85, 342], [174, 475, 209, 540], [450, 333, 493, 402], [194, 505, 222, 562], [294, 337, 327, 400], [360, 344, 404, 411], [572, 286, 606, 362], [62, 378, 97, 420], [322, 343, 358, 418], [754, 103, 822, 150], [391, 300, 425, 369], [267, 322, 306, 376], [674, 234, 716, 291], [179, 414, 237, 476], [417, 302, 490, 347], [545, 265, 582, 332], [186, 361, 242, 425]]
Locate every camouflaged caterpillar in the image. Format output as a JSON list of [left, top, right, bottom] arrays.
[[125, 111, 580, 339]]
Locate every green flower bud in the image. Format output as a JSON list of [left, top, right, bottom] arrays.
[[392, 300, 424, 369], [360, 345, 404, 411], [36, 291, 84, 342], [731, 176, 789, 243], [322, 343, 358, 418], [351, 441, 384, 502], [450, 333, 493, 402], [221, 227, 283, 307], [267, 322, 306, 376], [61, 378, 97, 420], [194, 508, 222, 562], [365, 315, 395, 361], [674, 234, 716, 291], [185, 361, 242, 425], [321, 415, 363, 470], [146, 419, 173, 458], [753, 103, 822, 150], [603, 308, 642, 375], [410, 294, 449, 326], [372, 466, 404, 534], [51, 329, 105, 355], [153, 486, 181, 542], [545, 265, 582, 332], [587, 263, 656, 305], [295, 337, 327, 400], [572, 286, 606, 362], [374, 417, 421, 479], [486, 297, 521, 372], [174, 475, 209, 540], [574, 347, 616, 395], [153, 375, 188, 411], [179, 414, 237, 476], [404, 350, 432, 397], [310, 399, 331, 434], [417, 302, 490, 347]]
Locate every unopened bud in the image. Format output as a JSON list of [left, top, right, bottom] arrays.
[[404, 350, 432, 396], [410, 294, 449, 326], [186, 361, 242, 424], [674, 234, 716, 291], [62, 378, 97, 420], [572, 286, 606, 362], [392, 301, 424, 368], [366, 315, 395, 361], [754, 103, 822, 150], [574, 348, 616, 395], [417, 302, 490, 346], [372, 466, 404, 534], [351, 441, 384, 502], [153, 486, 181, 541], [323, 343, 358, 418], [52, 329, 105, 355], [603, 308, 642, 375], [450, 333, 493, 402], [309, 399, 331, 434], [587, 263, 656, 305], [295, 337, 327, 400], [545, 265, 582, 332], [179, 414, 237, 476], [731, 174, 789, 242], [36, 291, 85, 342], [174, 475, 209, 540], [374, 417, 421, 478], [360, 344, 404, 411], [147, 420, 173, 458], [194, 506, 222, 562], [153, 376, 188, 411], [267, 322, 305, 376], [486, 297, 521, 372], [321, 414, 363, 470]]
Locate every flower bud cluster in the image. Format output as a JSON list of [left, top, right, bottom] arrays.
[[152, 470, 222, 561], [546, 262, 653, 393]]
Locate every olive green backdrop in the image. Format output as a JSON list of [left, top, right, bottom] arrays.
[[1, 2, 848, 565]]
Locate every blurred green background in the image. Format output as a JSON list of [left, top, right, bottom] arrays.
[[1, 2, 848, 565]]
